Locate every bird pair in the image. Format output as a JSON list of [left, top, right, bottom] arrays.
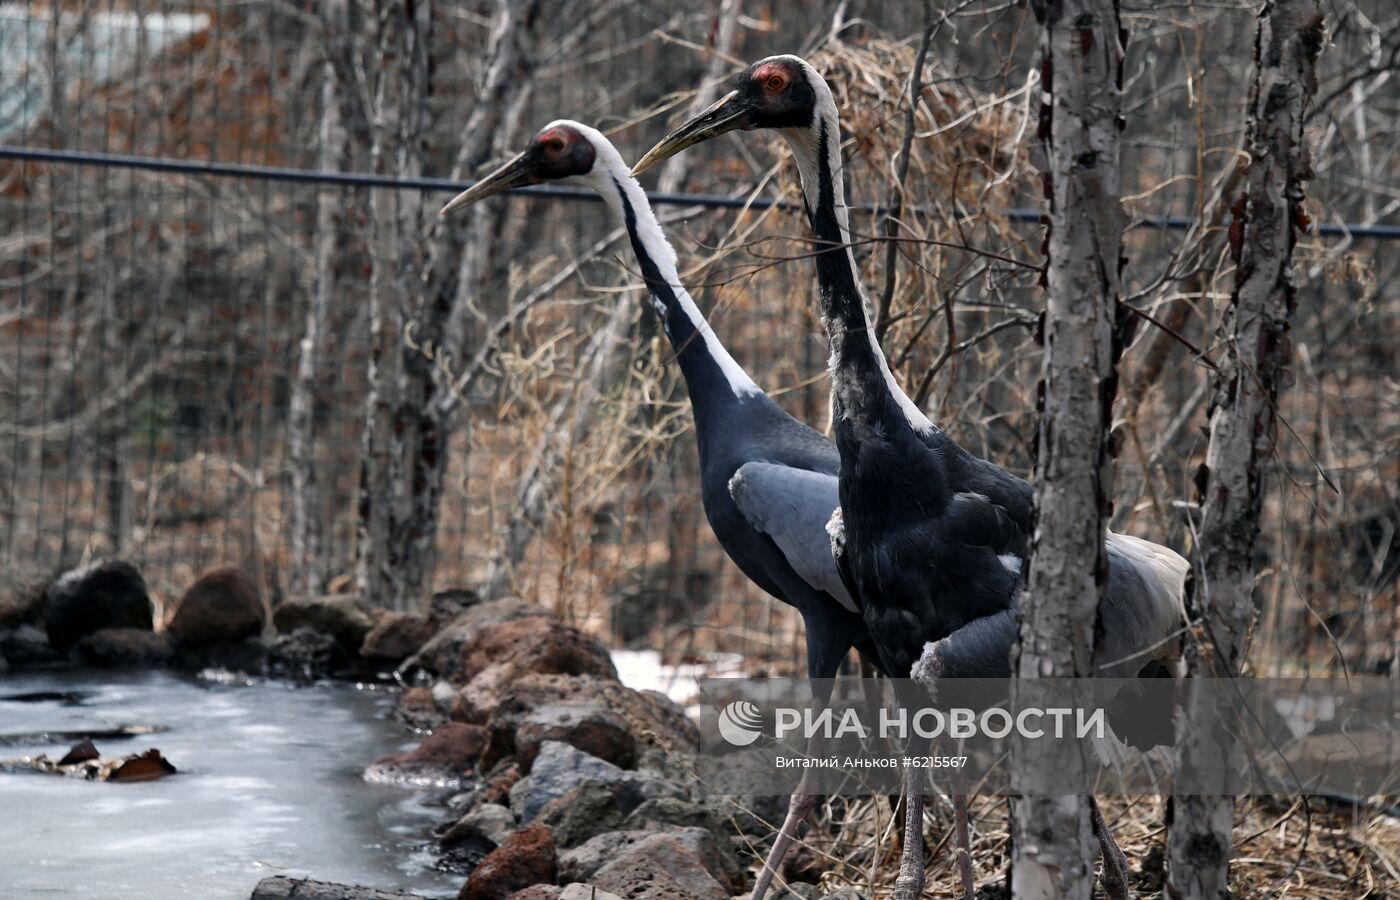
[[443, 54, 1188, 900]]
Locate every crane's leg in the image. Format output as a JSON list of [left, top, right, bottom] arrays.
[[750, 752, 819, 900], [1090, 797, 1132, 900], [892, 760, 925, 900], [952, 792, 976, 898]]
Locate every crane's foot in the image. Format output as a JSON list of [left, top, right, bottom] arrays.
[[892, 872, 925, 900], [1090, 798, 1132, 900]]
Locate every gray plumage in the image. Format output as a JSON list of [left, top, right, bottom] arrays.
[[728, 462, 857, 614]]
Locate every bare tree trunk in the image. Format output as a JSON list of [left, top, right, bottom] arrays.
[[289, 0, 352, 596], [476, 0, 741, 600], [358, 0, 432, 611], [1012, 1, 1125, 896], [1166, 3, 1323, 896]]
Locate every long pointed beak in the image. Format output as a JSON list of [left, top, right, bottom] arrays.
[[439, 151, 540, 216], [631, 90, 753, 177]]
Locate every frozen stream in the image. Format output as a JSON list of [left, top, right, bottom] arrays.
[[0, 669, 463, 899]]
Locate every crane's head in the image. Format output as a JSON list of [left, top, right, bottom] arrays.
[[631, 55, 829, 176], [440, 121, 603, 215]]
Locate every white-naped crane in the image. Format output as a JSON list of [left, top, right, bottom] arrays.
[[440, 119, 888, 896], [634, 55, 1189, 900]]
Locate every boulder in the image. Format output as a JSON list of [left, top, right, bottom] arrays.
[[73, 628, 175, 667], [507, 704, 636, 772], [413, 596, 544, 681], [365, 722, 487, 788], [772, 886, 823, 900], [467, 674, 699, 756], [1, 624, 63, 667], [273, 594, 374, 652], [0, 562, 50, 629], [437, 826, 497, 876], [44, 560, 152, 650], [249, 876, 427, 899], [557, 887, 623, 900], [590, 832, 729, 900], [442, 802, 517, 848], [396, 685, 447, 732], [266, 627, 346, 680], [449, 619, 617, 724], [558, 829, 735, 893], [430, 587, 483, 623], [459, 823, 557, 900], [509, 741, 685, 825], [167, 568, 264, 643], [504, 888, 560, 900], [176, 635, 269, 673], [622, 797, 743, 888], [535, 779, 624, 848], [361, 611, 435, 662]]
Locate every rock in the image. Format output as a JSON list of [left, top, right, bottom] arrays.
[[449, 619, 617, 725], [459, 823, 557, 900], [0, 562, 50, 629], [590, 832, 730, 900], [1, 624, 64, 667], [430, 587, 483, 623], [361, 611, 436, 662], [509, 741, 684, 824], [479, 763, 523, 806], [413, 596, 544, 681], [266, 627, 346, 680], [176, 636, 269, 674], [507, 704, 636, 772], [167, 567, 265, 643], [558, 828, 738, 894], [396, 685, 447, 731], [557, 887, 623, 900], [72, 628, 175, 667], [437, 827, 497, 876], [365, 722, 487, 788], [442, 803, 517, 848], [249, 876, 427, 899], [504, 888, 561, 900], [535, 779, 624, 848], [468, 674, 698, 760], [44, 560, 152, 651], [273, 594, 374, 652], [771, 886, 822, 900], [622, 797, 743, 888]]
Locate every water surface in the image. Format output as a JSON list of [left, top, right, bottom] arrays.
[[0, 669, 462, 899]]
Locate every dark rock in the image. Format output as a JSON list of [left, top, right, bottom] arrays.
[[430, 587, 483, 623], [273, 594, 374, 652], [478, 763, 523, 807], [509, 741, 685, 824], [365, 722, 487, 788], [558, 828, 737, 894], [396, 685, 447, 731], [73, 627, 175, 667], [361, 611, 436, 662], [249, 876, 427, 899], [0, 562, 50, 629], [622, 797, 743, 889], [412, 597, 547, 681], [45, 560, 152, 651], [499, 704, 636, 773], [437, 827, 497, 876], [772, 886, 822, 900], [590, 831, 729, 900], [449, 619, 617, 725], [464, 674, 699, 756], [442, 802, 516, 848], [555, 887, 623, 900], [266, 627, 346, 680], [535, 779, 624, 848], [176, 636, 269, 673], [1, 624, 64, 667], [167, 567, 265, 643], [459, 823, 557, 900]]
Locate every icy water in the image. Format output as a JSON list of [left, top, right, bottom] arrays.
[[0, 669, 464, 899]]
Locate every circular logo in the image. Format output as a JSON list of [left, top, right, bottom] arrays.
[[717, 700, 764, 746]]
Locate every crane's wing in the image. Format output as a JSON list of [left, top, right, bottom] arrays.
[[728, 462, 858, 613]]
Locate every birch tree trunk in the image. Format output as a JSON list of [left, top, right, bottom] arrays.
[[358, 0, 432, 610], [289, 0, 352, 596], [1166, 3, 1323, 896], [1012, 1, 1125, 896]]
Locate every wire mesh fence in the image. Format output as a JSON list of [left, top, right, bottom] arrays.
[[1, 0, 1395, 675]]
